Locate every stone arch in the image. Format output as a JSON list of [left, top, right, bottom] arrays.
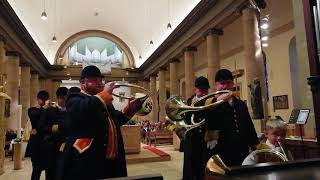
[[54, 30, 135, 68]]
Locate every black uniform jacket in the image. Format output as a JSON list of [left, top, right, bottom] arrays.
[[26, 106, 46, 168], [182, 95, 206, 180], [39, 105, 67, 150], [205, 97, 259, 166], [58, 92, 130, 180]]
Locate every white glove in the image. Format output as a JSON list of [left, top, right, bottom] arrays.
[[206, 140, 217, 150]]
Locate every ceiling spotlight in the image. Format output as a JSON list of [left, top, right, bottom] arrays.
[[67, 72, 70, 76], [41, 11, 47, 20], [167, 23, 172, 29], [261, 36, 268, 41], [52, 36, 57, 42], [59, 56, 63, 60], [149, 40, 154, 45], [260, 23, 269, 29], [262, 43, 268, 47]]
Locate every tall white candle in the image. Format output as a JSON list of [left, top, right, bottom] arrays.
[[17, 105, 22, 139]]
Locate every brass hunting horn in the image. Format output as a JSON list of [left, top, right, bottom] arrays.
[[165, 90, 232, 139], [112, 83, 152, 116]]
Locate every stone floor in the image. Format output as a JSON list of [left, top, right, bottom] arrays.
[[0, 145, 183, 180]]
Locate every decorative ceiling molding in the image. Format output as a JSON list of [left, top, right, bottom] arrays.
[[54, 30, 135, 68]]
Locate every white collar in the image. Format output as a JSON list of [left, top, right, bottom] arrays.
[[266, 139, 276, 150], [266, 139, 282, 152]]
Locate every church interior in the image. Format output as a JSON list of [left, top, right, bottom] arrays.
[[0, 0, 320, 179]]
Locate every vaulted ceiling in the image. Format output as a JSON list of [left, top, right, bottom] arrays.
[[7, 0, 201, 67]]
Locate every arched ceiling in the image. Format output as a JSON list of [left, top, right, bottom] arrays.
[[7, 0, 201, 68]]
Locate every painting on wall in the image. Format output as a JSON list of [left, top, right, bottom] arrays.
[[273, 95, 289, 111]]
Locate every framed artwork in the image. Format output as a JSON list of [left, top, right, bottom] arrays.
[[273, 95, 289, 111]]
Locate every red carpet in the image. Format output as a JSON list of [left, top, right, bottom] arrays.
[[143, 145, 170, 157]]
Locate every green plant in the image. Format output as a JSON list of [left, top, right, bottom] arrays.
[[126, 119, 137, 125]]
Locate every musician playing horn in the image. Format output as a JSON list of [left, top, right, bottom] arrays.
[[56, 65, 143, 180], [242, 118, 293, 165], [182, 76, 210, 180], [204, 69, 259, 167]]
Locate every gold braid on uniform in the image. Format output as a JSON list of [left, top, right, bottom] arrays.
[[203, 97, 220, 142]]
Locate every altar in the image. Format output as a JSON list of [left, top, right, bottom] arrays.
[[121, 125, 141, 154]]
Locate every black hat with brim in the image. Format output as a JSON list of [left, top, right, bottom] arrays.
[[80, 65, 104, 79], [195, 76, 210, 89], [215, 69, 233, 82]]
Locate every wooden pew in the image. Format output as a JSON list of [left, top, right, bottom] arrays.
[[146, 131, 173, 147]]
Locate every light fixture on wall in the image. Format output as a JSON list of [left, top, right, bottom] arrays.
[[41, 0, 47, 20], [167, 0, 172, 29], [261, 36, 268, 41], [52, 35, 57, 43], [262, 43, 268, 47]]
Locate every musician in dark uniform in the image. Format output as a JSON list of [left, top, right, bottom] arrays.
[[57, 65, 143, 180], [27, 90, 50, 180], [182, 76, 210, 180], [38, 87, 68, 180], [205, 69, 259, 166]]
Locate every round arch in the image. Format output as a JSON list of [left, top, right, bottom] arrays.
[[54, 30, 135, 68]]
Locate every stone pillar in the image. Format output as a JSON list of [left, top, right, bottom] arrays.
[[184, 47, 197, 98], [5, 51, 20, 130], [51, 80, 61, 102], [30, 74, 39, 107], [242, 5, 268, 130], [150, 75, 158, 122], [169, 59, 179, 96], [20, 66, 31, 127], [0, 36, 5, 76], [39, 79, 46, 91], [142, 80, 149, 91], [205, 28, 223, 92], [158, 68, 167, 122], [45, 79, 53, 100]]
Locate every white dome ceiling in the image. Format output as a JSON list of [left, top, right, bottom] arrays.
[[8, 0, 201, 67]]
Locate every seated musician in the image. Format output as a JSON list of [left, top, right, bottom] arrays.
[[242, 118, 293, 165]]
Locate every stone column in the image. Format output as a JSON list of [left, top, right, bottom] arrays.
[[51, 80, 61, 102], [30, 74, 39, 107], [20, 66, 31, 127], [184, 47, 197, 98], [39, 79, 46, 91], [45, 79, 53, 100], [0, 36, 5, 76], [158, 68, 167, 122], [242, 5, 268, 129], [5, 51, 20, 130], [150, 75, 158, 122], [169, 58, 179, 96], [142, 80, 149, 91], [205, 28, 223, 92]]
